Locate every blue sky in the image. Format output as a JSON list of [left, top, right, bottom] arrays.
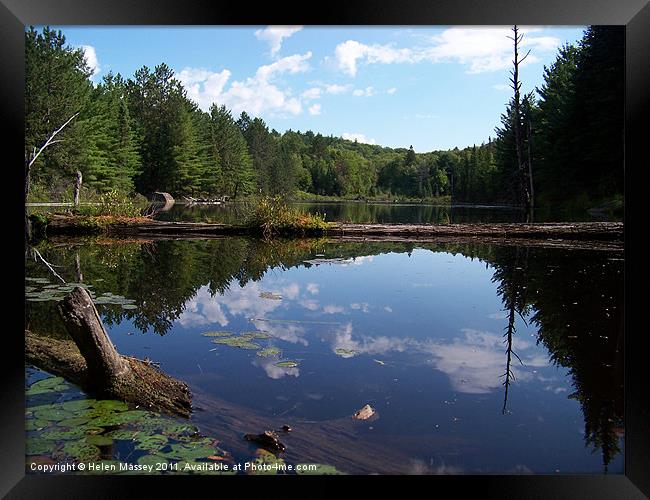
[[49, 26, 586, 152]]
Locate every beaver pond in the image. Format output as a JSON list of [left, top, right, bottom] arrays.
[[25, 237, 624, 474], [152, 201, 621, 225]]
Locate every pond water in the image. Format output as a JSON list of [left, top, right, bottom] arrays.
[[25, 237, 624, 474], [152, 201, 618, 224]]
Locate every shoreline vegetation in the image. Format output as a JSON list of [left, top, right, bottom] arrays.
[[28, 195, 623, 246], [29, 212, 623, 251], [25, 26, 623, 225]]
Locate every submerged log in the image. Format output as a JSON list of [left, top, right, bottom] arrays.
[[25, 287, 192, 417], [43, 216, 623, 242]]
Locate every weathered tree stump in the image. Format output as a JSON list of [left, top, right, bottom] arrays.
[[26, 287, 192, 417], [73, 170, 82, 207]]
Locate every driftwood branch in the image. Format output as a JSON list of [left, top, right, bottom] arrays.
[[26, 287, 192, 417]]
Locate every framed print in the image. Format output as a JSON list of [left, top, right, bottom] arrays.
[[1, 0, 646, 497]]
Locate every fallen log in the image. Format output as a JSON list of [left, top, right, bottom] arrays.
[[42, 215, 623, 242], [25, 287, 192, 417]]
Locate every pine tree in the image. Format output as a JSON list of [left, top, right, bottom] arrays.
[[209, 105, 255, 198], [25, 26, 92, 186]]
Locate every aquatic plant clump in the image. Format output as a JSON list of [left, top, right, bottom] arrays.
[[244, 196, 329, 237], [211, 337, 261, 349], [256, 347, 281, 358], [25, 277, 137, 311]]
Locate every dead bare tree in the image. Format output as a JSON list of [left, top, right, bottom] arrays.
[[508, 26, 534, 221], [25, 112, 80, 241]]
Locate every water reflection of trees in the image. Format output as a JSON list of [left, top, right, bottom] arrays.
[[25, 237, 623, 469], [156, 202, 526, 224], [485, 244, 623, 471]]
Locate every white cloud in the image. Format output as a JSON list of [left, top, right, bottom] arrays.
[[298, 299, 320, 311], [324, 83, 352, 94], [335, 39, 412, 76], [254, 26, 303, 56], [350, 302, 370, 313], [301, 87, 322, 100], [178, 52, 312, 116], [308, 103, 322, 116], [387, 87, 397, 94], [341, 133, 376, 145], [353, 86, 376, 97], [333, 27, 561, 76], [81, 45, 100, 77], [323, 304, 345, 314], [177, 68, 232, 111], [178, 287, 229, 328], [306, 283, 319, 295], [492, 84, 510, 91]]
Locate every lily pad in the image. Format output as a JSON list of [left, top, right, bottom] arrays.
[[84, 435, 114, 447], [92, 400, 129, 412], [241, 331, 272, 339], [105, 429, 142, 441], [275, 360, 299, 368], [61, 399, 96, 412], [58, 416, 91, 427], [211, 337, 261, 349], [201, 331, 233, 337], [259, 291, 282, 300], [26, 419, 50, 431], [27, 377, 69, 395], [134, 434, 168, 452], [41, 427, 88, 441], [160, 423, 199, 436], [26, 438, 57, 455], [121, 304, 138, 310], [256, 347, 281, 358], [248, 449, 286, 475], [159, 442, 221, 461], [62, 441, 101, 461], [334, 348, 357, 357], [33, 407, 74, 422]]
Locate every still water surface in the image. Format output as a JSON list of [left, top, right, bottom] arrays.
[[154, 201, 617, 224], [25, 238, 624, 474]]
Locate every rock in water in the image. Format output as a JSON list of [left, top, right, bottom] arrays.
[[244, 430, 286, 453], [353, 404, 376, 420]]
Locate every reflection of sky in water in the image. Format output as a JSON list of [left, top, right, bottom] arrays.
[[170, 249, 553, 393], [98, 248, 622, 474]]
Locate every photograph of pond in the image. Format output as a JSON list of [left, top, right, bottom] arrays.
[[24, 25, 624, 475]]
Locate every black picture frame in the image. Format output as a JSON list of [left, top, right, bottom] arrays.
[[2, 0, 646, 497]]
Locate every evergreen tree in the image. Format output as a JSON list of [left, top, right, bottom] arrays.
[[209, 105, 255, 198], [25, 26, 92, 185]]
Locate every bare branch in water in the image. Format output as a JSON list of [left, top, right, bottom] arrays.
[[33, 248, 66, 284]]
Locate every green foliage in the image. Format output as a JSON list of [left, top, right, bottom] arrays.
[[25, 26, 92, 185], [26, 25, 622, 212], [208, 105, 255, 197], [244, 196, 329, 237], [494, 26, 624, 210], [73, 189, 146, 217]]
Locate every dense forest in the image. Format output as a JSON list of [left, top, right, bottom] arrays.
[[25, 26, 623, 210]]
